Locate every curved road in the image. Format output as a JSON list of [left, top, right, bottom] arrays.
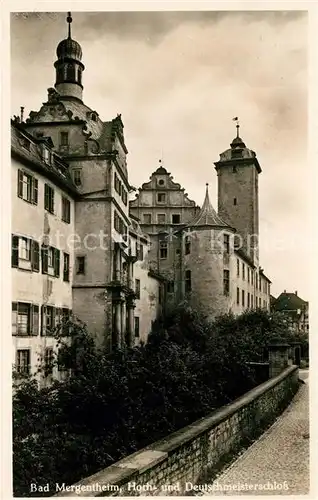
[[202, 369, 309, 495]]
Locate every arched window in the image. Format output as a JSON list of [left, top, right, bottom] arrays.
[[78, 67, 82, 85], [66, 64, 75, 81]]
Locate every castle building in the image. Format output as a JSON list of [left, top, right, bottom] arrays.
[[12, 13, 271, 380], [129, 124, 271, 318], [11, 14, 163, 380]]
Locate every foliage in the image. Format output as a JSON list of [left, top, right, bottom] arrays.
[[13, 307, 304, 497]]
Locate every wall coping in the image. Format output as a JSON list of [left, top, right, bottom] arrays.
[[55, 365, 298, 497]]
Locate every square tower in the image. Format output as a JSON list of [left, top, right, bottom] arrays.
[[214, 128, 261, 265]]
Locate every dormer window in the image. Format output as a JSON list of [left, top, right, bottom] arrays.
[[73, 169, 82, 187], [42, 146, 52, 165], [91, 113, 97, 122], [60, 132, 69, 147], [21, 137, 31, 151]]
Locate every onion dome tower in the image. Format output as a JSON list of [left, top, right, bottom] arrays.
[[54, 12, 85, 101]]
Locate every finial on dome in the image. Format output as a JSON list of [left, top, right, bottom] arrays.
[[67, 12, 72, 38]]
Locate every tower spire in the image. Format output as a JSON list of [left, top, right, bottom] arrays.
[[67, 12, 72, 39]]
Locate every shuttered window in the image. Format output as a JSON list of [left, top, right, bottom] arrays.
[[12, 302, 39, 336], [17, 170, 38, 205], [41, 246, 60, 277], [11, 235, 39, 272], [44, 184, 54, 213]]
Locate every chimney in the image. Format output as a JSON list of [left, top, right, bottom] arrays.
[[20, 106, 24, 122], [295, 291, 298, 296]]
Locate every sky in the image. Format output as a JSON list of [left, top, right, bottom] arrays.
[[10, 10, 309, 299]]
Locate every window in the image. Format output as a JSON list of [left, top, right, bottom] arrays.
[[263, 300, 266, 309], [19, 237, 31, 261], [236, 287, 240, 305], [224, 234, 230, 254], [12, 302, 39, 336], [16, 349, 30, 375], [135, 279, 141, 299], [237, 259, 240, 277], [60, 132, 69, 147], [143, 214, 152, 224], [44, 347, 54, 377], [134, 317, 140, 338], [63, 252, 70, 282], [223, 270, 230, 296], [185, 270, 192, 293], [158, 179, 165, 186], [251, 271, 254, 285], [242, 290, 245, 307], [73, 169, 82, 186], [62, 197, 71, 223], [247, 268, 250, 284], [76, 256, 85, 274], [42, 305, 55, 336], [259, 297, 262, 308], [185, 235, 191, 255], [17, 170, 38, 204], [157, 214, 166, 224], [242, 263, 245, 280], [234, 198, 237, 206], [42, 246, 60, 277], [172, 214, 181, 224], [159, 241, 168, 259], [114, 211, 127, 236], [42, 147, 52, 165], [91, 113, 97, 122], [44, 184, 54, 213], [136, 243, 144, 261], [167, 281, 174, 293], [12, 235, 40, 272], [251, 295, 254, 308], [233, 166, 237, 173], [157, 193, 166, 203], [247, 292, 250, 308], [122, 189, 128, 206]]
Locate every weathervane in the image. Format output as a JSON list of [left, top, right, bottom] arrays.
[[67, 12, 72, 38], [232, 116, 240, 137]]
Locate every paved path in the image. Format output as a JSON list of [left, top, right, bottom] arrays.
[[203, 369, 309, 495]]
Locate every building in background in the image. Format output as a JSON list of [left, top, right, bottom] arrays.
[[271, 291, 309, 334], [130, 125, 271, 319], [12, 12, 272, 380]]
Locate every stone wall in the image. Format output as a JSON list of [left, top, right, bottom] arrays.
[[55, 365, 299, 497]]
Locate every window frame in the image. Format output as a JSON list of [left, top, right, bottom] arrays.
[[143, 213, 152, 224], [157, 192, 166, 204], [76, 255, 86, 275], [135, 278, 141, 299], [159, 241, 168, 259], [223, 269, 230, 296], [61, 196, 71, 224], [17, 169, 38, 205], [44, 183, 55, 214], [16, 349, 31, 375]]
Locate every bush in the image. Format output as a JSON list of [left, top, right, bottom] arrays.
[[13, 307, 298, 496]]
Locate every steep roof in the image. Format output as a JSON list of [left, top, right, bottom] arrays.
[[273, 292, 308, 312], [187, 184, 234, 230]]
